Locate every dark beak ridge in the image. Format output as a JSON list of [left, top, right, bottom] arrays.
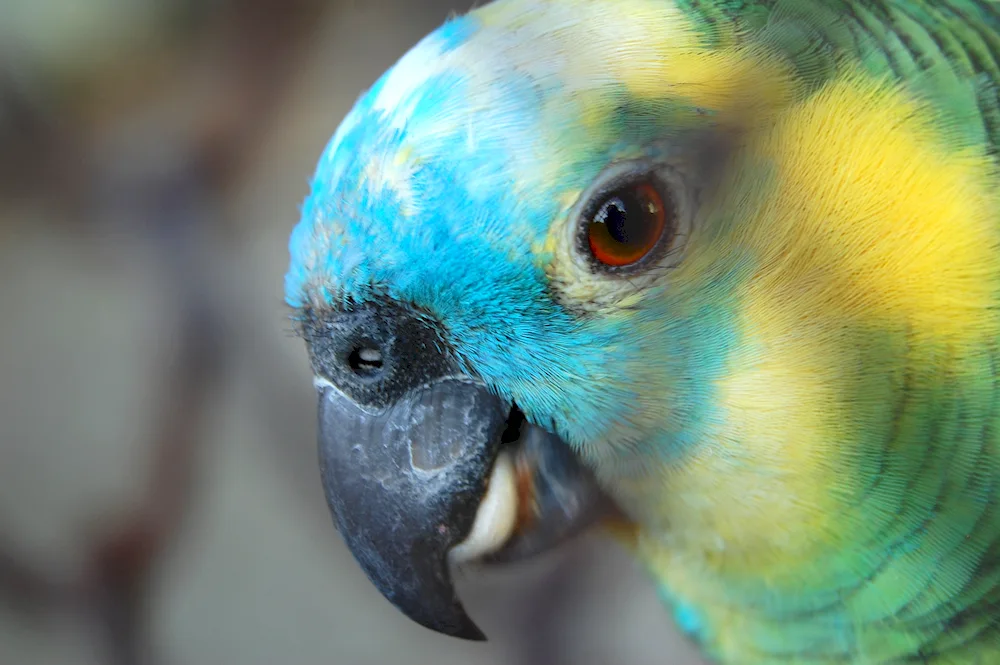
[[317, 378, 509, 640]]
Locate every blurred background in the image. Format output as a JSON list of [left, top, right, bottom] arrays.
[[0, 1, 704, 663]]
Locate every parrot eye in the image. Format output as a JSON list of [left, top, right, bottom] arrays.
[[583, 177, 674, 270]]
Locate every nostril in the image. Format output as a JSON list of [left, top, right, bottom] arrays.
[[348, 346, 384, 378]]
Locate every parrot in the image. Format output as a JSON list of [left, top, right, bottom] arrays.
[[283, 0, 1000, 662]]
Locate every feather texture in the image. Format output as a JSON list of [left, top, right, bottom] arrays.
[[285, 1, 1000, 661]]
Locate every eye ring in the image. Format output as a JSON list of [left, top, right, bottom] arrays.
[[577, 171, 678, 273]]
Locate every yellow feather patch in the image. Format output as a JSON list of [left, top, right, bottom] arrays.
[[632, 71, 1000, 649], [735, 74, 1000, 340]]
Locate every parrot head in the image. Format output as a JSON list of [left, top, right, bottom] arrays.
[[286, 0, 1000, 648]]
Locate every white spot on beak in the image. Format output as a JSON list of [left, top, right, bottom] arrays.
[[449, 449, 518, 563], [313, 375, 335, 392]]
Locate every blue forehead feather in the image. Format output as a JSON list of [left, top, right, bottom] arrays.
[[284, 5, 739, 459], [284, 6, 713, 312]]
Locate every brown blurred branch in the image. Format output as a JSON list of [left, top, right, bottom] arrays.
[[87, 265, 224, 665], [0, 3, 331, 665]]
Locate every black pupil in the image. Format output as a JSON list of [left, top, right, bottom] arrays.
[[597, 189, 649, 245], [605, 199, 629, 242]]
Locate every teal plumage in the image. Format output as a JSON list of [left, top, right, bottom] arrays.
[[285, 1, 1000, 661]]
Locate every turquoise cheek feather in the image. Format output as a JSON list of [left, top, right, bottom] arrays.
[[285, 11, 742, 483], [285, 1, 1000, 662]]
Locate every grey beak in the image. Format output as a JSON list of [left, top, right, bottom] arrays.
[[304, 299, 613, 641], [317, 378, 509, 640]]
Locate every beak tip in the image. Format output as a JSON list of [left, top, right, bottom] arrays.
[[458, 626, 488, 642], [382, 576, 488, 642], [420, 614, 487, 642]]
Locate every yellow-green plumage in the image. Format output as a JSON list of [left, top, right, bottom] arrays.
[[284, 0, 1000, 662], [621, 1, 1000, 663]]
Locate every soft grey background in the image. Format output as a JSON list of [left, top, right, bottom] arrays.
[[0, 1, 705, 663]]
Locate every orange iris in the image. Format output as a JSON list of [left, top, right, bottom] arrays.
[[587, 182, 668, 267]]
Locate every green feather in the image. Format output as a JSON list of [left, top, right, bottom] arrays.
[[643, 1, 1000, 662]]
